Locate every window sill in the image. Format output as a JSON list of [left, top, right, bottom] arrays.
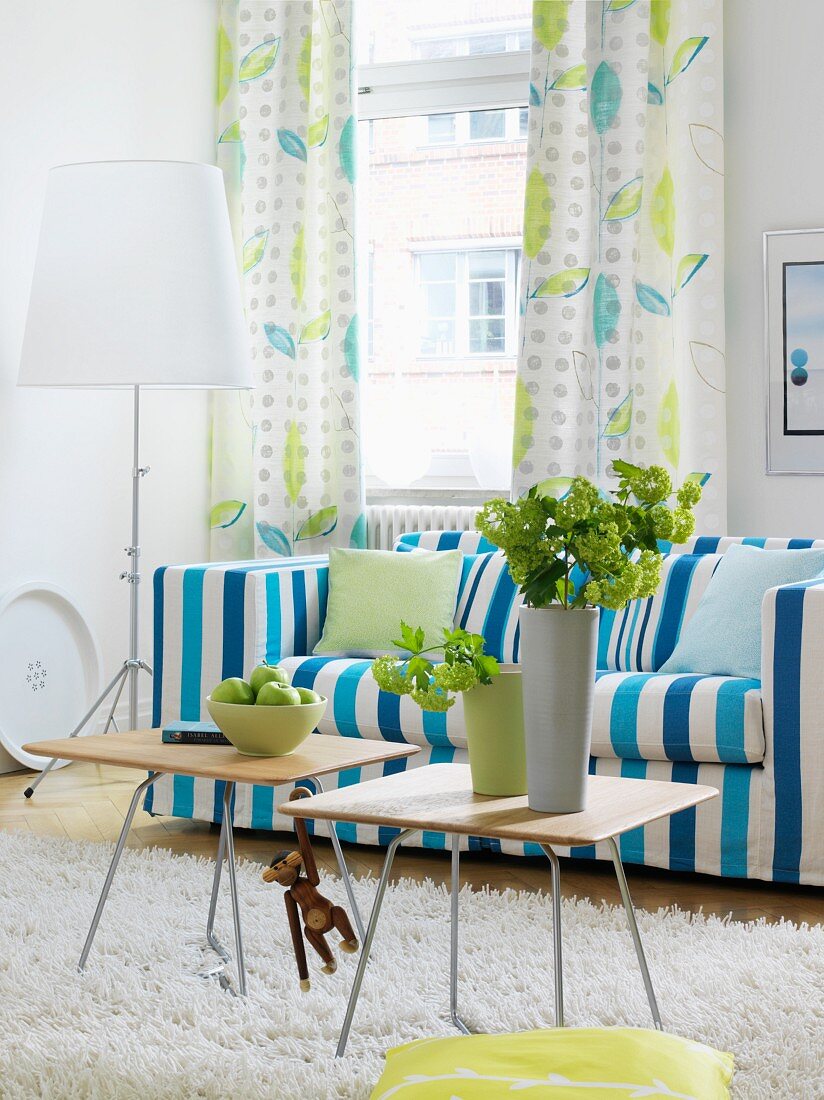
[[366, 486, 507, 506]]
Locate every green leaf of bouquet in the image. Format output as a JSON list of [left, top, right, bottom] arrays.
[[651, 0, 671, 46], [666, 36, 708, 85], [263, 323, 296, 358], [550, 63, 587, 91], [658, 380, 681, 467], [590, 61, 622, 135], [533, 0, 570, 51], [210, 499, 246, 529], [652, 168, 675, 257], [242, 230, 268, 274], [340, 115, 356, 184], [295, 506, 338, 541], [674, 252, 708, 293], [291, 226, 306, 305], [217, 23, 233, 105], [277, 128, 307, 162], [604, 390, 633, 437], [239, 37, 280, 82], [512, 377, 535, 467], [299, 310, 332, 344], [344, 314, 359, 380], [218, 120, 241, 144], [308, 114, 329, 148], [283, 421, 304, 505], [535, 267, 590, 298], [604, 176, 643, 221], [593, 273, 621, 348], [523, 167, 551, 259]]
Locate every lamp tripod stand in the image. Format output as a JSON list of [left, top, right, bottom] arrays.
[[25, 385, 153, 798]]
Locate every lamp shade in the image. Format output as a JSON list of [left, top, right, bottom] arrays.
[[18, 161, 251, 388]]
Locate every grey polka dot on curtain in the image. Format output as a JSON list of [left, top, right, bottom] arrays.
[[513, 0, 725, 534]]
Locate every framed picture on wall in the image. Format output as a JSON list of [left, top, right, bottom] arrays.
[[765, 228, 824, 473]]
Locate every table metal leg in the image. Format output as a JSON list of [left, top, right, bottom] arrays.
[[310, 774, 365, 943], [449, 833, 471, 1035], [78, 772, 163, 971], [336, 828, 417, 1058], [220, 781, 247, 996], [204, 803, 232, 974], [607, 837, 662, 1030], [540, 844, 565, 1027]]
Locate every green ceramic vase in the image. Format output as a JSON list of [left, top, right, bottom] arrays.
[[462, 665, 527, 796]]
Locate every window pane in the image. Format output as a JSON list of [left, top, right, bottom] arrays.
[[426, 282, 456, 316], [470, 280, 505, 317], [421, 319, 456, 356], [519, 107, 529, 137], [427, 113, 456, 144], [470, 318, 505, 353], [419, 252, 457, 281], [470, 110, 505, 141], [468, 251, 506, 278], [358, 0, 531, 64]]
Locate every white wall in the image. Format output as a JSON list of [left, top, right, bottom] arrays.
[[725, 0, 824, 536], [0, 0, 218, 763]]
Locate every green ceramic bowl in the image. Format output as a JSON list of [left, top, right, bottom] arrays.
[[205, 695, 327, 757]]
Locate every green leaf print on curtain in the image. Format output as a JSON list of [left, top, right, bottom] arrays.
[[210, 0, 364, 560], [512, 0, 726, 534]]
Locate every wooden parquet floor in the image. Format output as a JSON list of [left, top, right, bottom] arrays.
[[1, 762, 821, 927]]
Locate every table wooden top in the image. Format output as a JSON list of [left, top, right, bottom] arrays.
[[22, 730, 419, 786], [280, 763, 718, 846]]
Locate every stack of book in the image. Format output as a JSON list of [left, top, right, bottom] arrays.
[[161, 721, 230, 745]]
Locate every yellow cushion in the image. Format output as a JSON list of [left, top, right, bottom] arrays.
[[369, 1027, 734, 1099]]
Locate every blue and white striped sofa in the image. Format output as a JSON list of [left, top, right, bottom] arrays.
[[147, 533, 824, 887]]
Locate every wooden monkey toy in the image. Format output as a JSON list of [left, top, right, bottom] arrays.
[[262, 786, 359, 991]]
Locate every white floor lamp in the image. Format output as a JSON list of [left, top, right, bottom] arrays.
[[18, 160, 251, 797]]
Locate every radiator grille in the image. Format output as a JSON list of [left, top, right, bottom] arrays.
[[366, 504, 480, 550]]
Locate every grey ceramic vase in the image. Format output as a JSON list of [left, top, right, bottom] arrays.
[[518, 605, 599, 813]]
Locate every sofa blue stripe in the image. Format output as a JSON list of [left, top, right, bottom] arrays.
[[609, 674, 651, 758], [652, 556, 698, 670], [772, 585, 804, 882], [741, 537, 766, 547], [291, 570, 308, 657], [181, 568, 206, 720], [662, 676, 703, 762], [437, 532, 463, 550], [422, 709, 448, 745], [720, 765, 752, 878], [335, 766, 362, 843], [613, 604, 630, 672], [597, 608, 616, 669], [251, 783, 275, 830], [459, 555, 493, 629], [633, 595, 655, 669], [669, 762, 699, 872], [172, 774, 195, 819], [715, 679, 760, 764], [623, 599, 643, 671], [481, 565, 519, 663], [334, 661, 371, 738], [265, 572, 283, 662], [221, 570, 247, 679], [570, 757, 598, 859], [318, 566, 329, 625], [692, 536, 721, 554], [377, 689, 405, 743], [619, 759, 647, 863], [152, 567, 166, 728], [788, 539, 815, 549]]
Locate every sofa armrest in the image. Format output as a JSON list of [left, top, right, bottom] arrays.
[[760, 579, 824, 883], [152, 555, 328, 725]]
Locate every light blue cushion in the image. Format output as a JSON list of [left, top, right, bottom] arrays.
[[659, 543, 824, 678]]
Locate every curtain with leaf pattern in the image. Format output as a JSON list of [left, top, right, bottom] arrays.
[[210, 0, 365, 561], [513, 0, 725, 533]]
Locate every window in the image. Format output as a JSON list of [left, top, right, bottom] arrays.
[[418, 249, 519, 358], [358, 1, 531, 491]]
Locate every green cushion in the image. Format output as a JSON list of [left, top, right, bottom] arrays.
[[313, 547, 463, 657], [369, 1028, 734, 1099]]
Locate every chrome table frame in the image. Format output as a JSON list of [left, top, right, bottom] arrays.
[[335, 831, 661, 1057], [77, 772, 364, 994]]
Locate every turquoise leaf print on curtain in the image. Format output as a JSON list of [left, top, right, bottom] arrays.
[[513, 0, 726, 534], [210, 0, 365, 561]]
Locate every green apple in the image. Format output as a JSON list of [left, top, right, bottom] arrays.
[[249, 662, 290, 696], [295, 687, 322, 705], [255, 682, 302, 707], [211, 677, 255, 705]]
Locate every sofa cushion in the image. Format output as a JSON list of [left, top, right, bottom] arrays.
[[592, 670, 765, 764], [280, 656, 468, 749]]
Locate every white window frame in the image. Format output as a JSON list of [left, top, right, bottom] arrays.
[[358, 28, 530, 495], [423, 107, 526, 148]]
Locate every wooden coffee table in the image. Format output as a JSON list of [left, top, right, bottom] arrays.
[[23, 730, 419, 995], [281, 763, 718, 1056]]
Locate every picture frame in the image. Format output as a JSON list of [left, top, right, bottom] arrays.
[[765, 227, 824, 474]]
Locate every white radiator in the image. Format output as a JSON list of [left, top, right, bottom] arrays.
[[366, 504, 480, 550]]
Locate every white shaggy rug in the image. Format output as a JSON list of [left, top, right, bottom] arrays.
[[0, 830, 820, 1100]]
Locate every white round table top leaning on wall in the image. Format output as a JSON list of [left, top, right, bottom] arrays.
[[0, 583, 102, 770]]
